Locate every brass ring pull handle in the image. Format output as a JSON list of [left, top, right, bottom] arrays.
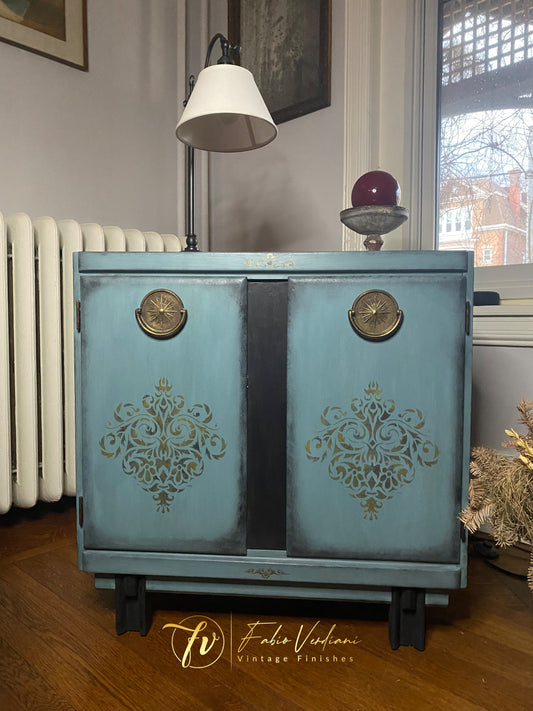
[[348, 289, 403, 341], [135, 289, 187, 339]]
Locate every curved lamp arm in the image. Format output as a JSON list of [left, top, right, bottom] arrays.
[[204, 32, 240, 67]]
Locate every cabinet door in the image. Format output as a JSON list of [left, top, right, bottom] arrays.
[[78, 276, 246, 554], [287, 274, 467, 563]]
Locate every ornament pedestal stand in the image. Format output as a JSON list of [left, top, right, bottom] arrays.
[[340, 205, 409, 250]]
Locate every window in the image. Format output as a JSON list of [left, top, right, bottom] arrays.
[[438, 0, 533, 270], [342, 0, 533, 299], [482, 244, 493, 264]]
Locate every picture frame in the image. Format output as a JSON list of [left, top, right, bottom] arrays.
[[228, 0, 331, 124], [0, 0, 88, 71]]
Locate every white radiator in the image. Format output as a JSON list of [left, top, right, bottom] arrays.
[[0, 211, 185, 513]]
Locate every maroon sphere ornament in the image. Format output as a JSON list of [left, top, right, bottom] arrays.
[[340, 170, 408, 251], [351, 170, 401, 208]]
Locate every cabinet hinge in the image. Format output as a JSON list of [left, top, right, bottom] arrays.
[[78, 496, 83, 528], [76, 300, 81, 332], [465, 301, 471, 335], [460, 521, 466, 542]]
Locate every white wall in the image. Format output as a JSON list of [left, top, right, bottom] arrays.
[[199, 0, 346, 252], [0, 0, 179, 234], [472, 345, 533, 451]]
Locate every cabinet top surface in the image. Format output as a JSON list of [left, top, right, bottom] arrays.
[[75, 250, 473, 276]]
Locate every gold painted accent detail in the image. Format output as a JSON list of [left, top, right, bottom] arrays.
[[100, 378, 226, 513], [135, 289, 187, 339], [245, 568, 288, 579], [305, 382, 439, 519], [348, 290, 403, 341], [245, 253, 295, 270]]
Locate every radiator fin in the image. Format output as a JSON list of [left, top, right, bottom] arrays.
[[0, 211, 185, 513]]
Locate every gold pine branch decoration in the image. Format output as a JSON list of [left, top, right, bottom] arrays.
[[459, 399, 533, 592]]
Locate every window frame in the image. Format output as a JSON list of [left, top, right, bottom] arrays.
[[341, 0, 533, 300], [482, 244, 493, 265]]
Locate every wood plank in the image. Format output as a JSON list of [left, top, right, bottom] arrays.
[[0, 502, 532, 710], [0, 564, 211, 711], [29, 548, 533, 711], [0, 636, 76, 711], [12, 548, 308, 711], [0, 498, 76, 567], [0, 554, 308, 711], [0, 688, 26, 711]]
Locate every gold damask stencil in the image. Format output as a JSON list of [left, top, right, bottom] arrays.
[[245, 568, 288, 580], [100, 378, 226, 513], [244, 253, 295, 269], [305, 383, 439, 519]]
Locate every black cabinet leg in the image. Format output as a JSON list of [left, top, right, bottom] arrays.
[[115, 575, 151, 636], [388, 588, 426, 651]]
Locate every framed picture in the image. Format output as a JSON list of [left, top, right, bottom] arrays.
[[228, 0, 331, 124], [0, 0, 88, 70]]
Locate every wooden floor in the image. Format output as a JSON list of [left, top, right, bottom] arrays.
[[1, 499, 532, 711]]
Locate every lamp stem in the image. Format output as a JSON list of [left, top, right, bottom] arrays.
[[185, 144, 198, 251], [184, 75, 199, 252]]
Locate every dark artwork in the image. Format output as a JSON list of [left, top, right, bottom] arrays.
[[0, 0, 86, 70], [228, 0, 331, 124], [0, 0, 66, 41]]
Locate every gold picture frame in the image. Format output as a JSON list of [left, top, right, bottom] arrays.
[[0, 0, 87, 70], [228, 0, 331, 124]]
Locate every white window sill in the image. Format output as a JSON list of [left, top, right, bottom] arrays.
[[474, 264, 533, 301], [473, 304, 533, 346]]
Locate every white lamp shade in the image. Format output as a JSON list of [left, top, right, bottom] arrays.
[[176, 64, 278, 152]]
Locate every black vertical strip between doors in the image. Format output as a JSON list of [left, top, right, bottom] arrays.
[[246, 280, 288, 550]]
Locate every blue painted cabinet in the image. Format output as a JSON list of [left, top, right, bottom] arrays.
[[74, 251, 473, 649], [77, 275, 247, 555], [287, 274, 467, 562]]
